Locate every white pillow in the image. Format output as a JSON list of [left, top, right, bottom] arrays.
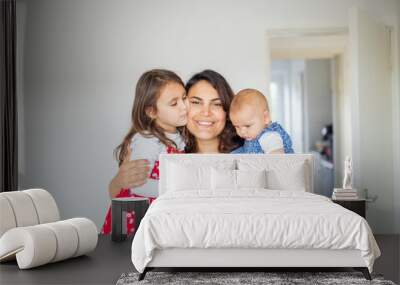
[[165, 159, 236, 192], [238, 158, 309, 191], [211, 168, 236, 190], [266, 166, 306, 191], [211, 168, 268, 190], [167, 162, 211, 191], [237, 169, 267, 189]]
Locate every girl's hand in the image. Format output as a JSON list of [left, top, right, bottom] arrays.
[[108, 146, 150, 198]]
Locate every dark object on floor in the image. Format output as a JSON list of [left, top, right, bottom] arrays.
[[112, 197, 149, 242]]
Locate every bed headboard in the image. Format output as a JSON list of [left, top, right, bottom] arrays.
[[159, 154, 314, 195]]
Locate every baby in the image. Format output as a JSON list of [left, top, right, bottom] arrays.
[[230, 88, 294, 154]]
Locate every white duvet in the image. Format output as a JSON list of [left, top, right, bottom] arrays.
[[131, 190, 380, 273]]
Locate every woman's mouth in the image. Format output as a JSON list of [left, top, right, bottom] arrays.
[[196, 120, 214, 127]]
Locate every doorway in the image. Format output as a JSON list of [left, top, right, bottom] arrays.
[[268, 30, 349, 197]]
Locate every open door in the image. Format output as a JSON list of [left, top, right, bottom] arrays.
[[349, 7, 394, 233]]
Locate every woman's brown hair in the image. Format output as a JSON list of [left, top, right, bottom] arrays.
[[183, 70, 243, 153], [115, 69, 184, 165]]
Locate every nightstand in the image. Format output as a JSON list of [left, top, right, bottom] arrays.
[[111, 197, 150, 242], [332, 199, 366, 218]]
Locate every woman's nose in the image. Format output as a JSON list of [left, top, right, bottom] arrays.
[[200, 104, 210, 115]]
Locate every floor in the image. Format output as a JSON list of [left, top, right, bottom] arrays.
[[0, 236, 134, 284], [0, 234, 398, 284], [374, 234, 400, 284]]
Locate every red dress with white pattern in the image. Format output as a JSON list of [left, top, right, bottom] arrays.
[[101, 146, 183, 235]]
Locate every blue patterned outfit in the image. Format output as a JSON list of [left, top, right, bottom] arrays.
[[231, 122, 294, 154]]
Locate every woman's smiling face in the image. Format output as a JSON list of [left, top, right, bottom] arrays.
[[186, 80, 227, 142]]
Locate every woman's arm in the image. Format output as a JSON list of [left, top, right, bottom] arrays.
[[108, 152, 150, 198]]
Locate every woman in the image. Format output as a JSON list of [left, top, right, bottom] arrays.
[[108, 70, 242, 199]]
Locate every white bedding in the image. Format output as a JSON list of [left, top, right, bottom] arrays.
[[131, 190, 380, 273]]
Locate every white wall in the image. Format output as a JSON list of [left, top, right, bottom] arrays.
[[270, 60, 290, 126], [394, 0, 400, 235], [349, 7, 396, 234], [397, 2, 400, 267], [270, 60, 303, 152], [304, 60, 332, 152], [17, 0, 400, 232], [333, 53, 352, 187], [290, 60, 307, 154], [270, 60, 308, 154]]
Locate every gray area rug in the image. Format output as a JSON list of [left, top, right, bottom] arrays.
[[117, 271, 396, 285]]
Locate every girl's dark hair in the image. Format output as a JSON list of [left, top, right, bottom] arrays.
[[183, 69, 243, 153], [115, 69, 184, 165]]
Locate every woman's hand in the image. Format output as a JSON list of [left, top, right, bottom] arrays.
[[108, 147, 150, 198]]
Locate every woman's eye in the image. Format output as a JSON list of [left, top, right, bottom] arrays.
[[170, 102, 177, 106], [190, 100, 200, 105]]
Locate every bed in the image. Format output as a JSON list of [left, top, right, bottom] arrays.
[[131, 154, 380, 280]]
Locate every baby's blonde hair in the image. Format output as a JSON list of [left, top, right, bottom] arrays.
[[231, 88, 269, 113]]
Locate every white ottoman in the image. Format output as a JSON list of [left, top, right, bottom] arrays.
[[0, 189, 98, 269]]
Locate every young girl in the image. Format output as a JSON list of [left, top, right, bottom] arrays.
[[101, 69, 187, 235]]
